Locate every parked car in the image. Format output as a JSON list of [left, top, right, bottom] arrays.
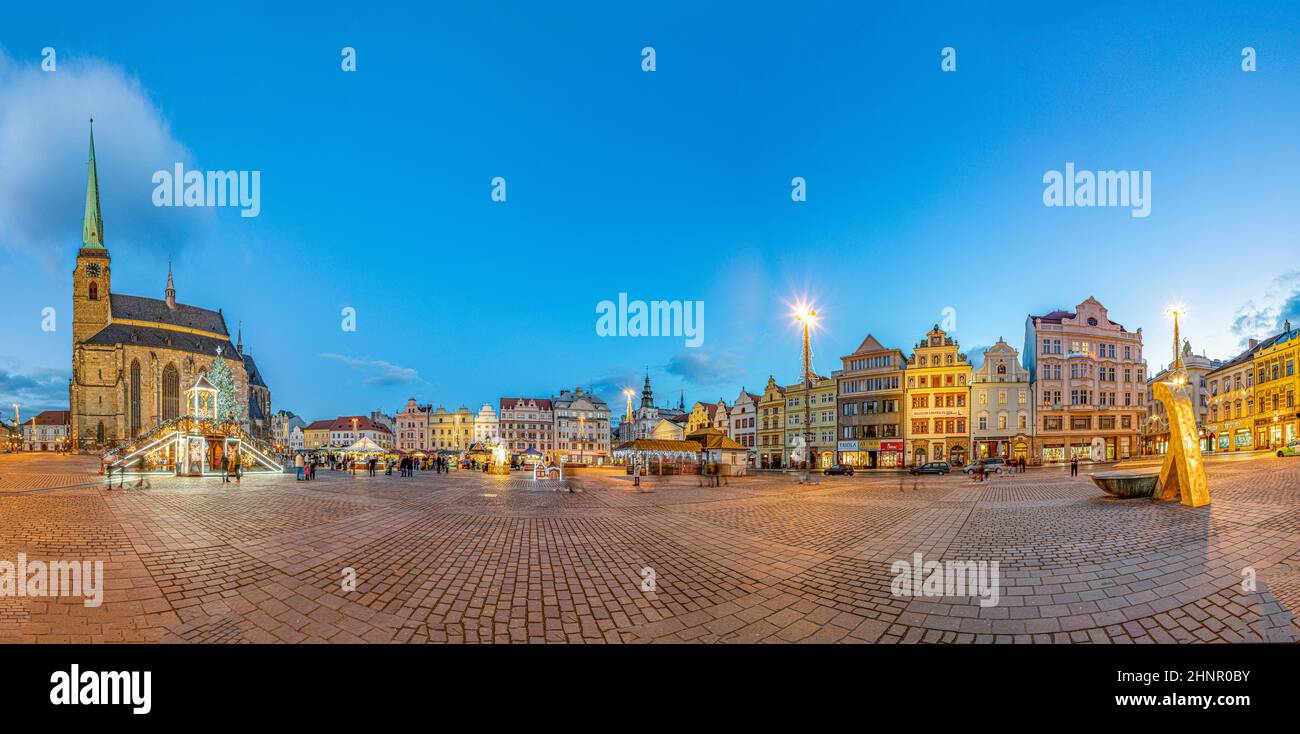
[[909, 461, 950, 476], [964, 457, 1007, 475], [1278, 441, 1300, 458], [823, 464, 855, 476]]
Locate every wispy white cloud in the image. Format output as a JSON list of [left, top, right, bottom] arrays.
[[320, 353, 421, 386], [0, 357, 69, 414], [1231, 271, 1300, 349], [666, 350, 744, 386], [0, 48, 210, 267]]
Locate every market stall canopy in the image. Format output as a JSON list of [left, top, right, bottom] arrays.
[[522, 447, 544, 456], [614, 438, 704, 453], [686, 428, 745, 451], [345, 436, 386, 453]]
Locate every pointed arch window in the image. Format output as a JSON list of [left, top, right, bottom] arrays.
[[129, 360, 142, 437], [88, 282, 98, 301], [162, 364, 180, 420]]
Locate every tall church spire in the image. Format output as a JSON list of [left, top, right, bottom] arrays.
[[165, 257, 176, 308], [640, 368, 653, 409], [237, 321, 243, 354], [82, 119, 105, 249]]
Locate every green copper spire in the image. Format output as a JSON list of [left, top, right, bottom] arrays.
[[81, 119, 105, 249]]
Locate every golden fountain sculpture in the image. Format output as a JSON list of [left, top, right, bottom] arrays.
[[1152, 306, 1209, 507]]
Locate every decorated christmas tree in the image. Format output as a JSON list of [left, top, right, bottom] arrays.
[[206, 347, 244, 423]]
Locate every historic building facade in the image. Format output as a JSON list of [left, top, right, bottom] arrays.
[[903, 326, 971, 467], [784, 373, 838, 469], [302, 416, 393, 450], [1024, 297, 1144, 463], [970, 339, 1033, 462], [757, 376, 786, 469], [728, 388, 760, 467], [1253, 322, 1299, 451], [499, 398, 554, 454], [23, 410, 71, 452], [834, 334, 905, 468], [271, 410, 305, 451], [395, 398, 431, 451], [1205, 340, 1259, 453], [553, 387, 611, 464], [474, 402, 499, 444], [70, 126, 265, 452], [686, 400, 730, 434], [429, 406, 475, 452]]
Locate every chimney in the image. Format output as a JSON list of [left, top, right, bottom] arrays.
[[1249, 338, 1259, 350]]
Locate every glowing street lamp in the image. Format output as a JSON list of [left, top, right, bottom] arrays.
[[793, 302, 818, 483]]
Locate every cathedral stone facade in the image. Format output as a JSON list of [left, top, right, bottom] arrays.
[[69, 125, 270, 452]]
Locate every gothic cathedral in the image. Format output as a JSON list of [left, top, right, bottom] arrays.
[[69, 123, 271, 452]]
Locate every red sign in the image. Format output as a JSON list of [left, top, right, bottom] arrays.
[[881, 440, 903, 451]]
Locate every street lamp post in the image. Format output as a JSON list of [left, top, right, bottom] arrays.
[[794, 304, 818, 484]]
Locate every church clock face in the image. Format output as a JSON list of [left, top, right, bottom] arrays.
[[84, 263, 102, 278]]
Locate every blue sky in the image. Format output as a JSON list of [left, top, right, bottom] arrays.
[[2, 1, 1299, 422]]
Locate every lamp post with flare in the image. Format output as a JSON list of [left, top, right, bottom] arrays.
[[793, 304, 818, 484]]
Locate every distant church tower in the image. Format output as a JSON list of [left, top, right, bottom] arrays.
[[72, 121, 111, 345]]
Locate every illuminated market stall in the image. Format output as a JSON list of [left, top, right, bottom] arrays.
[[103, 374, 280, 476]]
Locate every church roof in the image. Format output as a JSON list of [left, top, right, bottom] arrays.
[[242, 353, 268, 388], [111, 294, 230, 336], [31, 410, 71, 426], [83, 322, 238, 359], [247, 392, 266, 421]]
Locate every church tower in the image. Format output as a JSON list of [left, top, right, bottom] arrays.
[[72, 121, 111, 345]]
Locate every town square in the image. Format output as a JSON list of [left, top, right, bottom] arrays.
[[4, 1, 1300, 719], [1, 447, 1298, 644]]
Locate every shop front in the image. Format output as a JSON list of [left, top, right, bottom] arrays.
[[879, 440, 903, 468], [1011, 435, 1030, 463], [838, 440, 866, 467], [837, 439, 904, 469]]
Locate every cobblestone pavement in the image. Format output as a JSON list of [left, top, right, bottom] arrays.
[[0, 452, 102, 493], [1, 453, 1299, 643]]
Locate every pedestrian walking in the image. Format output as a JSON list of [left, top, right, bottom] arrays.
[[1070, 455, 1079, 477], [295, 453, 304, 481]]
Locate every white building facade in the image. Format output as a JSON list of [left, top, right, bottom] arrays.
[[474, 402, 499, 444], [970, 338, 1034, 462], [728, 389, 760, 466], [553, 387, 611, 464]]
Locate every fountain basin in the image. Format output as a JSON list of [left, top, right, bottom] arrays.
[[1091, 471, 1159, 499]]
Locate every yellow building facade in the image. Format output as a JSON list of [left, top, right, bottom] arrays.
[[784, 373, 838, 469], [1204, 349, 1256, 453], [756, 376, 786, 469], [903, 326, 971, 467], [1253, 324, 1299, 451]]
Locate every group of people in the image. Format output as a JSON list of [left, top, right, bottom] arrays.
[[222, 450, 242, 484], [291, 452, 517, 479], [293, 453, 317, 480]]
